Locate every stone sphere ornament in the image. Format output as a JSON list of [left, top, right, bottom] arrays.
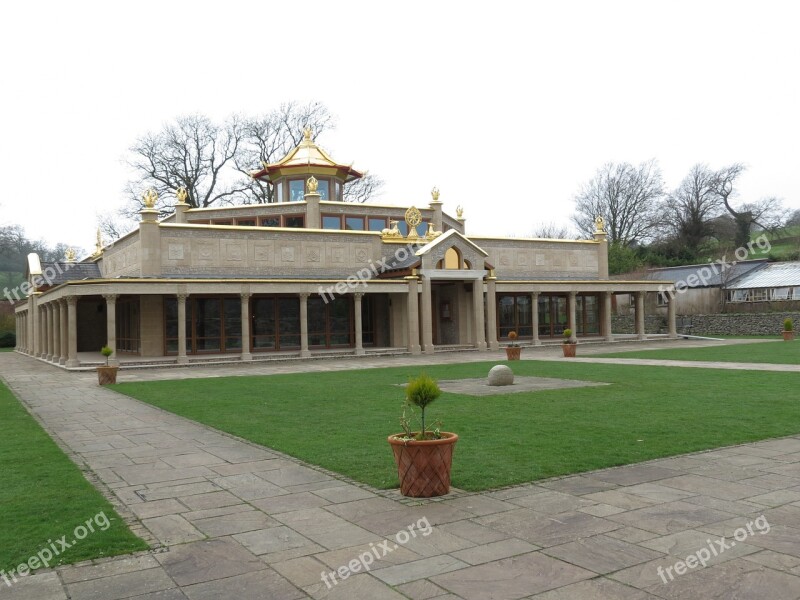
[[488, 365, 514, 386]]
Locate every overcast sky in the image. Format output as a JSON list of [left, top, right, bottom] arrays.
[[1, 1, 798, 253]]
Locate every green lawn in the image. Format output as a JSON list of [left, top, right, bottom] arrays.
[[0, 381, 147, 573], [113, 360, 800, 491], [0, 348, 13, 352], [596, 340, 799, 364]]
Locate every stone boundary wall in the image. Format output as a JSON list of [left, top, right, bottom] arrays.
[[612, 313, 800, 336]]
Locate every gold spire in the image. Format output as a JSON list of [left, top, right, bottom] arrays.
[[431, 186, 440, 202], [176, 186, 189, 205], [456, 205, 464, 219], [64, 248, 76, 263], [594, 215, 606, 234], [303, 126, 312, 141]]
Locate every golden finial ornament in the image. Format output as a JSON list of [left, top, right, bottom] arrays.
[[456, 205, 464, 219], [143, 188, 158, 209], [431, 186, 440, 202], [306, 175, 318, 194], [94, 229, 103, 256], [176, 186, 188, 204], [594, 215, 606, 234], [303, 126, 312, 141], [64, 248, 76, 263]]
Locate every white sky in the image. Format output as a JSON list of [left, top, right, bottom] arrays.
[[1, 0, 798, 253]]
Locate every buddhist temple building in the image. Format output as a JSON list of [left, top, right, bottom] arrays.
[[13, 129, 677, 368]]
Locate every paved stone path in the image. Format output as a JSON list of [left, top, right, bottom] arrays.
[[2, 341, 800, 599]]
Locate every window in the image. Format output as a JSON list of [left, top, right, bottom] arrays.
[[116, 297, 140, 353], [251, 296, 301, 351], [772, 287, 791, 300], [497, 294, 533, 339], [317, 179, 330, 200], [260, 217, 280, 227], [284, 215, 304, 228], [444, 247, 461, 269], [236, 219, 256, 226], [750, 289, 768, 302], [322, 215, 342, 230], [213, 219, 232, 225], [368, 217, 386, 232], [345, 216, 364, 230], [289, 179, 305, 201]]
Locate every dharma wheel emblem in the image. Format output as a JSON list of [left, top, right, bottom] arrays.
[[404, 206, 422, 229]]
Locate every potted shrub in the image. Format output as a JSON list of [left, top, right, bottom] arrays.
[[505, 331, 521, 360], [97, 345, 119, 385], [783, 318, 794, 342], [388, 374, 458, 498], [562, 328, 577, 357]]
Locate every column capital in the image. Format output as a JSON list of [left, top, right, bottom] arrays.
[[66, 296, 78, 307], [176, 293, 189, 301], [568, 290, 577, 299], [353, 292, 365, 300], [240, 292, 252, 300], [103, 293, 118, 302], [298, 292, 310, 300]]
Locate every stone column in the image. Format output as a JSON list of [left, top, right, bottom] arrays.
[[48, 303, 57, 360], [635, 291, 646, 340], [472, 279, 487, 350], [299, 293, 311, 358], [567, 291, 578, 343], [52, 302, 61, 363], [531, 292, 541, 346], [59, 300, 68, 365], [104, 294, 118, 366], [405, 276, 421, 355], [486, 276, 499, 350], [667, 292, 678, 338], [177, 293, 189, 364], [603, 291, 614, 342], [29, 295, 37, 356], [240, 292, 253, 361], [39, 304, 47, 358], [66, 296, 79, 368], [420, 277, 434, 354], [354, 292, 365, 355]]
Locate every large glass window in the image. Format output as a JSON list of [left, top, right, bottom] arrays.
[[322, 215, 341, 230], [368, 218, 386, 232], [345, 216, 364, 231], [289, 179, 305, 201], [307, 296, 353, 348], [317, 179, 330, 200], [251, 296, 300, 351], [284, 215, 304, 228], [261, 217, 280, 227], [497, 294, 532, 339], [252, 298, 276, 349], [164, 296, 243, 355], [116, 297, 140, 353]]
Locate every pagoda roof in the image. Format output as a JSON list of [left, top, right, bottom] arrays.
[[250, 127, 363, 183]]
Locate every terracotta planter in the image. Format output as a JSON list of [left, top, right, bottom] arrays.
[[783, 331, 794, 341], [562, 343, 577, 358], [505, 346, 521, 360], [97, 366, 119, 385], [388, 432, 458, 497]]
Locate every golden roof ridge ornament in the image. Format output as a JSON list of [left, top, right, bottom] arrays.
[[176, 186, 189, 205], [456, 205, 464, 219], [64, 248, 77, 263], [431, 186, 440, 203], [306, 175, 318, 194], [143, 188, 158, 209], [303, 126, 312, 141], [404, 206, 422, 239], [594, 215, 606, 234], [92, 229, 103, 258]]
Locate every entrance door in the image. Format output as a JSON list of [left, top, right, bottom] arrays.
[[537, 295, 568, 338]]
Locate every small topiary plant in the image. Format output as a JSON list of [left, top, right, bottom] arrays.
[[508, 331, 519, 347], [100, 345, 114, 366], [563, 328, 575, 343], [784, 318, 794, 332], [400, 373, 442, 440]]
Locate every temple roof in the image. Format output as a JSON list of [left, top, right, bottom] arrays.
[[250, 127, 363, 183]]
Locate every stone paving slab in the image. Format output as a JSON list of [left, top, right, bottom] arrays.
[[2, 345, 800, 599]]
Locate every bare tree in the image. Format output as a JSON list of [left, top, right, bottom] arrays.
[[664, 164, 722, 257], [572, 160, 665, 245], [123, 114, 249, 218], [343, 173, 384, 203], [531, 222, 573, 239], [711, 163, 785, 246]]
